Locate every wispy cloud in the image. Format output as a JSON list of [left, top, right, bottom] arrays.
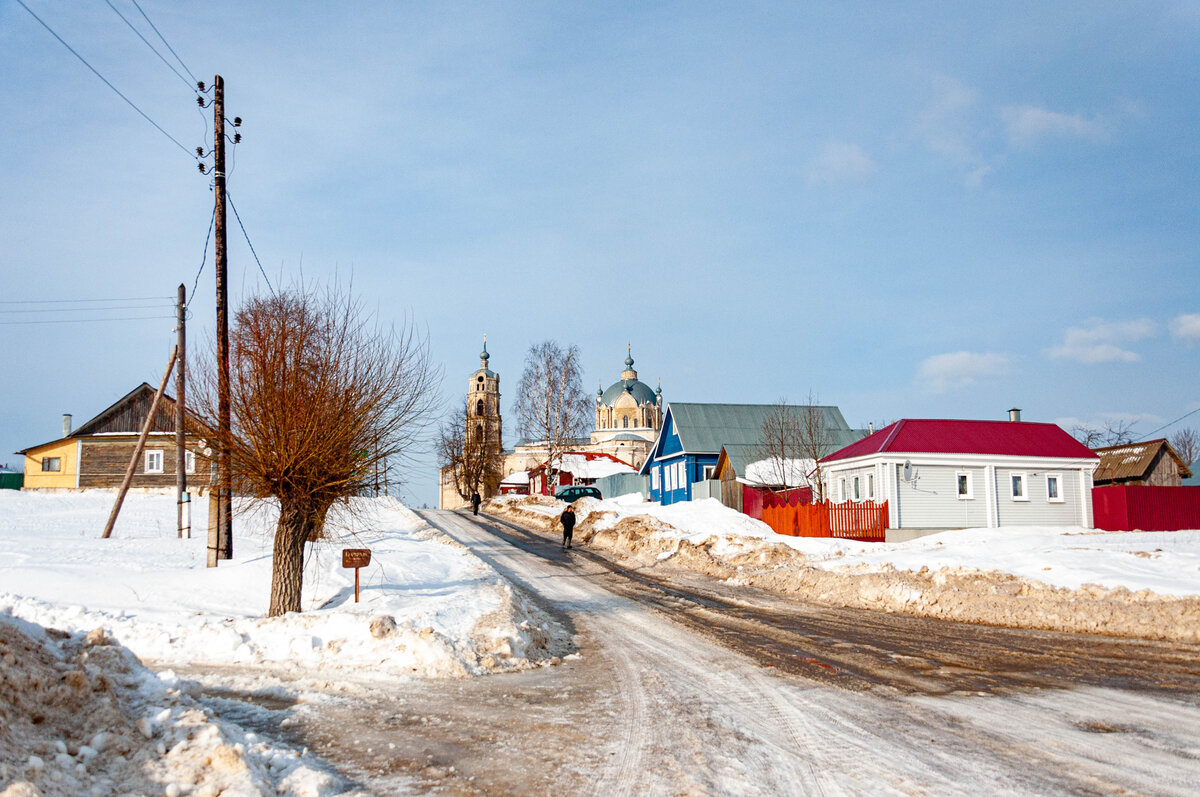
[[1046, 319, 1156, 363], [1001, 105, 1107, 147], [918, 351, 1010, 393], [915, 74, 991, 187], [1170, 313, 1200, 344], [807, 140, 875, 185]]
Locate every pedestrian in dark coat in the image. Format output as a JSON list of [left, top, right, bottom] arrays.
[[560, 505, 576, 550], [470, 491, 481, 516]]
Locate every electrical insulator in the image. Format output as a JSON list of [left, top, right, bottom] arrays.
[[197, 163, 206, 174], [232, 117, 242, 127], [195, 146, 204, 157], [197, 81, 206, 92], [233, 133, 242, 144], [196, 96, 204, 107]]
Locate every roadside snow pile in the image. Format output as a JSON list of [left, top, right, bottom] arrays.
[[0, 492, 563, 680], [0, 613, 353, 797], [486, 494, 1200, 642]]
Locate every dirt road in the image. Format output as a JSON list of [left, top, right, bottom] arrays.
[[191, 509, 1200, 795]]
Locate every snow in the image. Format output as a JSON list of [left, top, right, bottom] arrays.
[[557, 454, 636, 480], [743, 457, 814, 487], [570, 496, 1200, 598], [0, 490, 559, 678]]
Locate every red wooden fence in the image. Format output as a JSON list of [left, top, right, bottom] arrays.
[[760, 493, 888, 542], [1092, 485, 1200, 531]]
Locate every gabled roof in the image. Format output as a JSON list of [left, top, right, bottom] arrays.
[[665, 402, 861, 454], [823, 419, 1098, 463], [1092, 438, 1192, 483], [71, 383, 178, 437]]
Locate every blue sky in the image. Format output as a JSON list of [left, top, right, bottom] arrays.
[[2, 1, 1197, 506]]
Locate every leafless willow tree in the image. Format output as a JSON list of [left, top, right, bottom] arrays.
[[437, 398, 504, 501], [514, 340, 590, 492], [1171, 427, 1199, 467], [1071, 419, 1136, 449], [194, 283, 441, 616]]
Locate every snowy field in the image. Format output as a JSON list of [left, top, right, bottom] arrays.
[[0, 491, 560, 678]]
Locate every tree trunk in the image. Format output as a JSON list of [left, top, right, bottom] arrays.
[[268, 504, 308, 616]]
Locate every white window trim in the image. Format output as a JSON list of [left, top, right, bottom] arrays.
[[866, 473, 875, 501], [185, 450, 196, 475], [702, 465, 715, 481], [837, 477, 846, 502], [852, 476, 861, 501], [1045, 473, 1064, 503], [1010, 472, 1028, 501], [956, 471, 974, 500], [145, 449, 164, 474]]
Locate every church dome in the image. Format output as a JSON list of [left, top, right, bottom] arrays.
[[599, 348, 656, 406]]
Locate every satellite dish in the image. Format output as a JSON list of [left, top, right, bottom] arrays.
[[902, 461, 913, 482]]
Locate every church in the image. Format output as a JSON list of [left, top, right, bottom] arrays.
[[438, 341, 662, 509]]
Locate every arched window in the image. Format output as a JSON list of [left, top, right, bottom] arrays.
[[474, 424, 483, 441], [623, 416, 629, 428], [476, 399, 484, 416]]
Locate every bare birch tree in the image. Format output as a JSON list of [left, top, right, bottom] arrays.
[[193, 283, 440, 616], [514, 340, 590, 493], [754, 393, 837, 501], [1071, 419, 1137, 449], [1171, 427, 1199, 467], [437, 398, 504, 501]]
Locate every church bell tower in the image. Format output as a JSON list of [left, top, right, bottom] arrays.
[[467, 337, 502, 450]]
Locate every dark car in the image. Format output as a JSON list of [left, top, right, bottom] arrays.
[[554, 485, 601, 502]]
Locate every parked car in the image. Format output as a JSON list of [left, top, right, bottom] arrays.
[[554, 485, 601, 502]]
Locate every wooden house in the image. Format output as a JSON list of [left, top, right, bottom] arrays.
[[1091, 439, 1192, 487], [640, 402, 865, 505], [528, 451, 636, 496], [820, 416, 1099, 540], [17, 383, 211, 492]]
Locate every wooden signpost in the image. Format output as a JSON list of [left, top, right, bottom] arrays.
[[342, 548, 371, 602]]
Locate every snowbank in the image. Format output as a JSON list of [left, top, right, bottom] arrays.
[[0, 492, 564, 680], [487, 495, 1200, 642], [0, 613, 353, 797]]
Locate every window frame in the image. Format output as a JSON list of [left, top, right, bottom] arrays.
[[956, 471, 974, 500], [1010, 472, 1028, 501], [185, 450, 196, 475], [1045, 473, 1063, 503], [837, 477, 846, 503], [866, 473, 875, 501], [144, 449, 164, 474], [41, 456, 61, 473], [852, 476, 861, 501]]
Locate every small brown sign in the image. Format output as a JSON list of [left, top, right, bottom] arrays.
[[342, 548, 371, 569]]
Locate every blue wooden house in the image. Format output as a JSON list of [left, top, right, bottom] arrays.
[[639, 402, 865, 505]]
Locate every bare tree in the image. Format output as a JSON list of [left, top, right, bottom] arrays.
[[1171, 427, 1199, 467], [194, 284, 440, 616], [437, 398, 504, 502], [1071, 419, 1137, 449], [514, 340, 590, 493], [753, 393, 837, 501]]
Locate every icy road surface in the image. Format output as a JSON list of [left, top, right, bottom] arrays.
[[196, 509, 1200, 795]]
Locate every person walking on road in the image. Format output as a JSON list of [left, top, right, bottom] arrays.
[[559, 505, 576, 550], [470, 491, 481, 516]]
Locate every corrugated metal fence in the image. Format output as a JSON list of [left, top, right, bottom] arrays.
[[594, 472, 647, 501], [760, 491, 888, 542], [1092, 485, 1200, 531]]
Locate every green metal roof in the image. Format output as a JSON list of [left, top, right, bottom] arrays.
[[667, 402, 866, 455]]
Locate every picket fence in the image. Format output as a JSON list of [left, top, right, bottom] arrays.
[[760, 491, 888, 542]]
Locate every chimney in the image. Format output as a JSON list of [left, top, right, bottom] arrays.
[[62, 413, 73, 437], [1008, 408, 1021, 423], [868, 422, 874, 434]]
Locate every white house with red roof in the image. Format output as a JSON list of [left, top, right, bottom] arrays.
[[819, 411, 1100, 540]]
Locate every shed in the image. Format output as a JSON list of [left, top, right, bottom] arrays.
[[1091, 439, 1192, 487]]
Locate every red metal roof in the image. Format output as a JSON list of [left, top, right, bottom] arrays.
[[822, 419, 1098, 462]]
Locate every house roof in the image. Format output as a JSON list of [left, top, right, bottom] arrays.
[[1091, 438, 1192, 483], [666, 402, 863, 455], [823, 419, 1098, 463]]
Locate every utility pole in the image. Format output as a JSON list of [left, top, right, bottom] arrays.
[[176, 283, 189, 539], [213, 74, 232, 560]]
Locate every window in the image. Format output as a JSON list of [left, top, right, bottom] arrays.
[[185, 450, 196, 474], [1010, 472, 1027, 501], [956, 471, 973, 500], [145, 450, 164, 474], [622, 416, 629, 428], [651, 467, 659, 491], [853, 476, 861, 501], [41, 457, 61, 472], [476, 400, 484, 416], [837, 477, 846, 502], [1046, 473, 1063, 503], [867, 473, 875, 500], [702, 465, 715, 481]]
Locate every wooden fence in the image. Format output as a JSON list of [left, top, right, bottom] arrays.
[[760, 491, 888, 542]]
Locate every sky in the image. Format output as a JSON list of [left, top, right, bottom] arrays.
[[1, 1, 1198, 507]]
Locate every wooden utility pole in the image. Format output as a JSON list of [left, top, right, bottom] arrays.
[[102, 347, 178, 539], [176, 284, 189, 539], [214, 74, 232, 560]]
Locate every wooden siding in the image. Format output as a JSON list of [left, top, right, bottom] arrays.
[[78, 437, 212, 489]]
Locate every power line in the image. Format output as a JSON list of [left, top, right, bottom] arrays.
[[1140, 406, 1200, 440], [187, 205, 217, 311], [103, 0, 194, 91], [0, 296, 170, 304], [0, 315, 175, 326], [0, 304, 174, 314], [227, 192, 274, 293], [130, 0, 197, 86], [14, 0, 197, 160]]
